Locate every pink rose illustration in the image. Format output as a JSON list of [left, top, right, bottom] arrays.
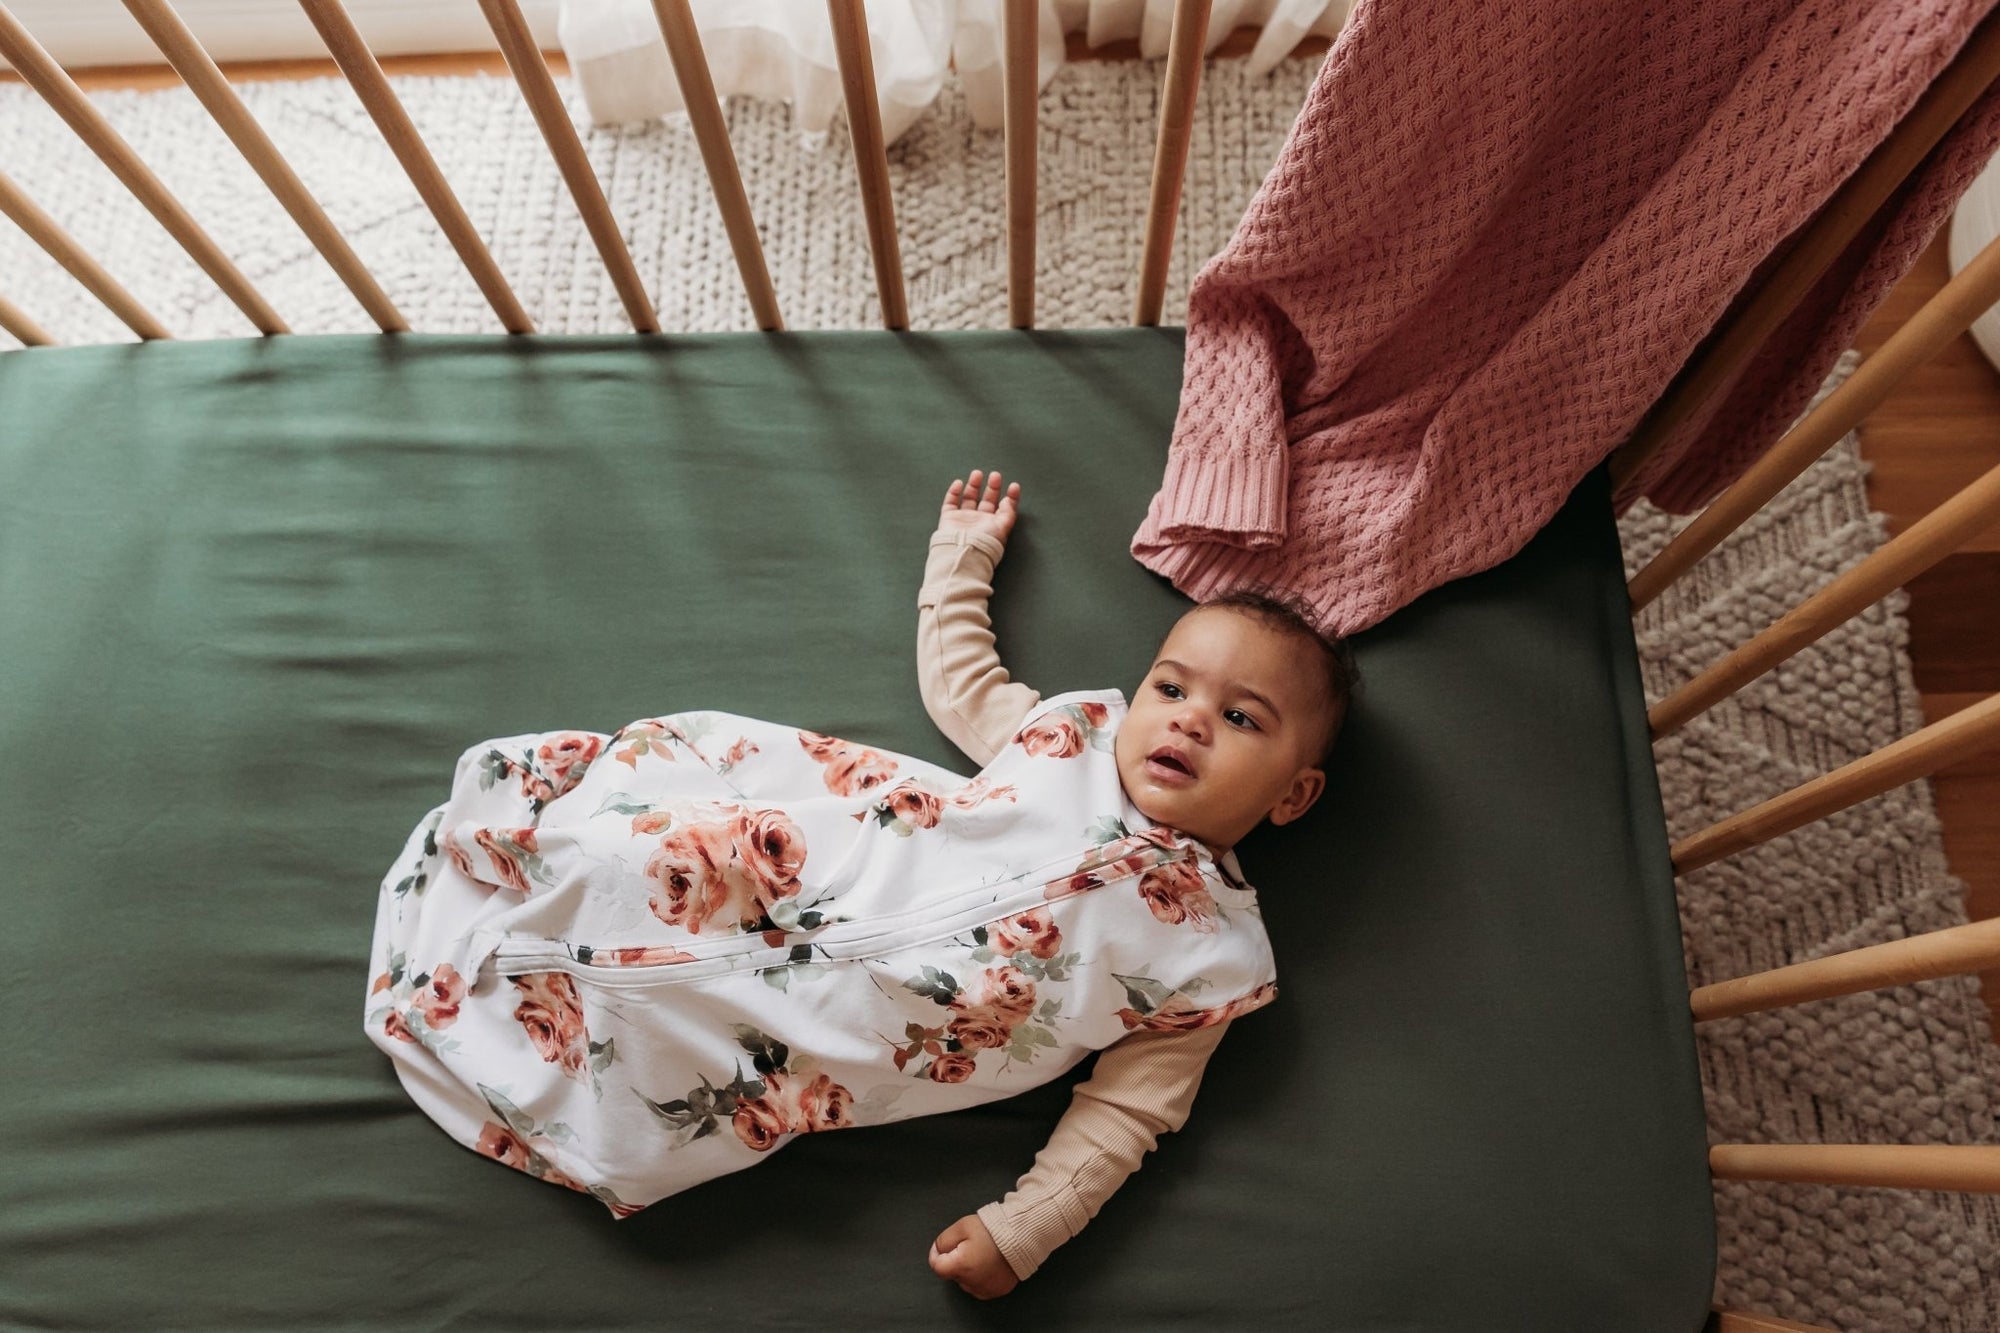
[[445, 838, 476, 879], [798, 730, 898, 795], [644, 818, 753, 933], [1117, 982, 1278, 1032], [1078, 701, 1110, 729], [946, 777, 1018, 809], [1137, 861, 1219, 931], [1015, 715, 1083, 758], [794, 1072, 854, 1131], [948, 966, 1036, 1050], [731, 1069, 855, 1151], [732, 808, 808, 905], [475, 828, 539, 896], [629, 810, 673, 835], [608, 945, 698, 966], [476, 1122, 535, 1171], [721, 737, 759, 768], [732, 1092, 789, 1152], [883, 781, 943, 829], [1045, 870, 1101, 902], [382, 1010, 418, 1044], [536, 732, 602, 796], [510, 971, 589, 1081], [413, 963, 466, 1028], [990, 908, 1061, 960], [928, 1052, 977, 1083]]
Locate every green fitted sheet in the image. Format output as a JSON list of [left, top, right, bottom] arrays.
[[0, 331, 1713, 1331]]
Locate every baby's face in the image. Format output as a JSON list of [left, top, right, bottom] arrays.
[[1113, 607, 1328, 855]]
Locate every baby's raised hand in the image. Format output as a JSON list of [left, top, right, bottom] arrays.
[[928, 1214, 1019, 1300], [938, 469, 1021, 545]]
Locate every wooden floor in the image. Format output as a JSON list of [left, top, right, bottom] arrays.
[[17, 34, 2000, 1030]]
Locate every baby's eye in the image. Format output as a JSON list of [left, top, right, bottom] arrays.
[[1224, 708, 1258, 730], [1155, 681, 1184, 700]]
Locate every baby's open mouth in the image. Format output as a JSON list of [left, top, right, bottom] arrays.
[[1146, 747, 1196, 781]]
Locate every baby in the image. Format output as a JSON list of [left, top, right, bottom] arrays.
[[362, 467, 1357, 1299], [918, 469, 1357, 1297]]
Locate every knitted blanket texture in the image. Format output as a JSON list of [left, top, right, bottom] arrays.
[[1136, 0, 2000, 634]]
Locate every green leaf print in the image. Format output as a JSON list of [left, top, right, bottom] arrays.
[[591, 792, 658, 818], [732, 1025, 789, 1076], [588, 1038, 617, 1074], [1085, 814, 1130, 845], [768, 899, 802, 931], [480, 1085, 537, 1139], [902, 965, 960, 1005], [1111, 973, 1173, 1014]]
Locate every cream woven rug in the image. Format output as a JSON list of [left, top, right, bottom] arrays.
[[4, 56, 1997, 1333]]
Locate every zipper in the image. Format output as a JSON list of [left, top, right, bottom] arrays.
[[481, 830, 1197, 990]]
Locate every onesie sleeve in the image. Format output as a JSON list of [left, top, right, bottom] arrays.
[[917, 527, 1042, 766], [974, 1021, 1231, 1281]]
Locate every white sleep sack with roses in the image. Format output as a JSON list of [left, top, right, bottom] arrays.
[[364, 687, 1279, 1216]]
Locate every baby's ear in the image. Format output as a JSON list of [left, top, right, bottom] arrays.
[[1269, 766, 1326, 826]]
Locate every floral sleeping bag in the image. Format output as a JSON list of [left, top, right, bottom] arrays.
[[365, 688, 1279, 1216]]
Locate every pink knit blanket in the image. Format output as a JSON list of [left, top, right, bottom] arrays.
[[1134, 0, 2000, 634]]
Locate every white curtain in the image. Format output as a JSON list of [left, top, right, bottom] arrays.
[[558, 0, 1352, 143]]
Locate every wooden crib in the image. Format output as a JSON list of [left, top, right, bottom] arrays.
[[2, 3, 1998, 1330]]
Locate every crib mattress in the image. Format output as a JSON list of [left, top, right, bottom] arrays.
[[0, 331, 1713, 1331]]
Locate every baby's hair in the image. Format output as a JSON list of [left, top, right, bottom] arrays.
[[1190, 587, 1361, 767]]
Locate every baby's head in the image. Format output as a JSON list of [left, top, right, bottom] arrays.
[[1113, 589, 1358, 856]]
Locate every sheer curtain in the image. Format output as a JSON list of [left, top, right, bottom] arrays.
[[557, 0, 1351, 143]]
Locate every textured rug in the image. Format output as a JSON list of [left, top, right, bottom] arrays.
[[4, 56, 1997, 1332]]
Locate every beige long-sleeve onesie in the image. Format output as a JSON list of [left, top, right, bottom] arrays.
[[916, 527, 1232, 1281]]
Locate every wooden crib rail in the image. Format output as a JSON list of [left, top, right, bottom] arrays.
[[481, 0, 658, 333], [1648, 448, 2000, 739], [1710, 1144, 2000, 1193], [1629, 226, 2000, 619], [1673, 692, 2000, 875], [1134, 0, 1211, 327], [296, 0, 532, 335], [0, 291, 52, 345], [0, 1, 286, 334], [649, 0, 781, 331], [1691, 916, 2000, 1022], [0, 167, 170, 340], [1004, 0, 1037, 328], [828, 0, 907, 331], [1605, 7, 2000, 515], [123, 0, 405, 334]]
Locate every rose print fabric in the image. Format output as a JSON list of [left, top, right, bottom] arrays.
[[365, 689, 1278, 1216]]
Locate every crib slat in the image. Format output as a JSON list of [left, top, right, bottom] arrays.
[[1629, 227, 2000, 613], [296, 0, 531, 334], [1691, 917, 2000, 1022], [1003, 0, 1037, 328], [1650, 458, 2000, 738], [827, 0, 908, 330], [1133, 0, 1211, 327], [1672, 692, 2000, 874], [478, 0, 659, 334], [649, 0, 782, 331], [123, 0, 406, 334], [0, 292, 54, 346], [0, 168, 172, 340], [0, 2, 287, 334], [1605, 8, 2000, 509], [1709, 1143, 2000, 1193]]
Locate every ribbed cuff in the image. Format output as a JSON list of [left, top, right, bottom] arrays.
[[977, 1189, 1087, 1283], [1145, 446, 1288, 547]]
